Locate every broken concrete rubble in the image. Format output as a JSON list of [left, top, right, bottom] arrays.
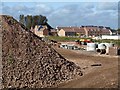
[[1, 15, 83, 88]]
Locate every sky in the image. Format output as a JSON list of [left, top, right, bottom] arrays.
[[0, 0, 119, 29]]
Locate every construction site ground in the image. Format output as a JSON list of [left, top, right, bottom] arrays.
[[53, 46, 119, 88]]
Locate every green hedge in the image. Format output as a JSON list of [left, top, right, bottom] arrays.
[[46, 36, 120, 46], [93, 39, 120, 46], [46, 36, 91, 42]]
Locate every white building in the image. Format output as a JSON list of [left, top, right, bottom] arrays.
[[102, 35, 120, 40]]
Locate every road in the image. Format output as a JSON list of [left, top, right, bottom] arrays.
[[54, 47, 118, 88]]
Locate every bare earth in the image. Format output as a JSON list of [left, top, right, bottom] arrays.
[[54, 47, 119, 88], [0, 26, 2, 89]]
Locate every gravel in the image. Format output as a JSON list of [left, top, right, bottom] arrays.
[[1, 15, 83, 88]]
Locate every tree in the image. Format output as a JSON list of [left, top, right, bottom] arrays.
[[39, 15, 48, 25], [19, 15, 50, 30], [25, 15, 32, 29], [117, 28, 120, 35], [19, 15, 25, 25], [32, 15, 40, 28], [31, 15, 48, 28]]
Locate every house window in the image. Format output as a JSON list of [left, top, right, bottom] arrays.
[[66, 32, 75, 36]]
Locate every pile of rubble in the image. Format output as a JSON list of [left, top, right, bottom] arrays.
[[1, 15, 83, 88]]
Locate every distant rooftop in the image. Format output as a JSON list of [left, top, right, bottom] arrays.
[[57, 25, 111, 29]]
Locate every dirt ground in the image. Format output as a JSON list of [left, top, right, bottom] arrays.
[[53, 46, 119, 88], [0, 27, 2, 89]]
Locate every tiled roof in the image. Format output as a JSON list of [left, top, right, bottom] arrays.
[[57, 26, 111, 33], [84, 27, 100, 30], [58, 27, 85, 33], [63, 28, 75, 32], [74, 28, 85, 33], [51, 29, 57, 32], [101, 29, 111, 33]]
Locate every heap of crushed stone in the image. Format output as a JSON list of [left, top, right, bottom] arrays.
[[1, 15, 83, 88]]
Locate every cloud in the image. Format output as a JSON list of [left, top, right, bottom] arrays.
[[1, 2, 118, 29], [2, 6, 13, 15], [12, 5, 28, 11], [81, 9, 118, 28], [81, 2, 95, 9], [48, 2, 117, 29], [2, 5, 33, 19], [0, 3, 2, 14], [2, 3, 53, 19], [96, 2, 118, 11], [48, 3, 96, 26], [33, 3, 53, 15]]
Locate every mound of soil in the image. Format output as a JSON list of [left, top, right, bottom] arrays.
[[0, 15, 83, 88]]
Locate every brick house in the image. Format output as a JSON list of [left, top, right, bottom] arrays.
[[57, 26, 112, 37], [33, 25, 49, 37], [100, 28, 112, 35], [83, 26, 112, 37], [57, 27, 85, 37], [83, 26, 100, 37], [73, 27, 85, 37], [51, 29, 58, 36]]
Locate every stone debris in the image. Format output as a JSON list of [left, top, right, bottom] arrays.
[[91, 64, 102, 67], [1, 15, 83, 88]]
